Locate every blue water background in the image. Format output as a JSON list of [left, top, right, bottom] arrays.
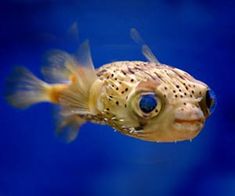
[[0, 0, 234, 196]]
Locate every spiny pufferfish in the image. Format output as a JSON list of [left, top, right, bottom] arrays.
[[6, 29, 216, 142]]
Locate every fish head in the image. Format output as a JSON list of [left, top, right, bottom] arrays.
[[126, 67, 216, 142]]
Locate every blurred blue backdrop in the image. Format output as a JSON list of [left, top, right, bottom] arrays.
[[0, 0, 235, 196]]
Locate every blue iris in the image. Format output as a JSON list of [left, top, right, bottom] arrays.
[[139, 94, 157, 113], [206, 89, 216, 114]]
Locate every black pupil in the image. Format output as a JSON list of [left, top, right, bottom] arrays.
[[139, 94, 157, 113]]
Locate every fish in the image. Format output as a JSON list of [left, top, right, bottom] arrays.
[[5, 29, 216, 142]]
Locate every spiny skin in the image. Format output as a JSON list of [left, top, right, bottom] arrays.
[[89, 61, 208, 142], [6, 54, 214, 142]]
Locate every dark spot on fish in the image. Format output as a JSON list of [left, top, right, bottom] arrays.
[[154, 72, 159, 77], [135, 126, 143, 131], [191, 90, 195, 94], [127, 67, 135, 74], [180, 95, 183, 98], [124, 104, 127, 108], [179, 89, 182, 92], [199, 91, 202, 95], [116, 87, 119, 90], [115, 78, 117, 80], [164, 87, 167, 90], [133, 67, 142, 71], [131, 79, 134, 82], [121, 70, 127, 75], [176, 85, 180, 88], [116, 101, 119, 105], [184, 102, 186, 105], [184, 93, 187, 96], [179, 75, 184, 80], [111, 74, 114, 77], [125, 88, 128, 92], [106, 108, 110, 111], [164, 94, 166, 98], [121, 91, 125, 94], [109, 95, 113, 98], [173, 90, 176, 93], [175, 95, 178, 98], [97, 69, 106, 76], [155, 109, 158, 113]]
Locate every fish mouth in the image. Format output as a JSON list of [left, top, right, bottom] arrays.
[[174, 118, 204, 124], [174, 118, 204, 132]]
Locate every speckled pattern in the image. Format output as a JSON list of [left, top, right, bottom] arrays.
[[92, 61, 209, 141]]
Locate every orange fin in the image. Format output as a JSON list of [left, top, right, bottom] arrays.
[[5, 67, 68, 108]]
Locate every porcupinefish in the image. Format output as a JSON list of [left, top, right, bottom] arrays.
[[6, 29, 216, 142]]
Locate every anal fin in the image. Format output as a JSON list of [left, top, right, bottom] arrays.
[[56, 114, 85, 142]]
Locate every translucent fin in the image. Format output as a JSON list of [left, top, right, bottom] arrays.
[[130, 28, 160, 64], [142, 45, 159, 64], [56, 114, 85, 142], [41, 50, 77, 83], [67, 21, 79, 42], [75, 40, 97, 85], [5, 67, 52, 108], [42, 40, 96, 86], [58, 41, 97, 116]]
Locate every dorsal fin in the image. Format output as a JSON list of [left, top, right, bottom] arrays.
[[42, 40, 97, 116], [58, 41, 97, 116], [130, 28, 160, 64], [41, 50, 76, 83], [67, 21, 79, 43], [41, 40, 96, 85], [75, 40, 97, 88]]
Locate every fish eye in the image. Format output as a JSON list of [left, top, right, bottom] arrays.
[[139, 94, 157, 113], [205, 88, 216, 114]]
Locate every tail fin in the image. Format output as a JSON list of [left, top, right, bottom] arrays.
[[5, 67, 52, 108]]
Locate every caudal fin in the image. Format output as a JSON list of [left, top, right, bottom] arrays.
[[5, 67, 52, 108]]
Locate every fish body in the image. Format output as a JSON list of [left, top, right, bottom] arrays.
[[6, 38, 216, 143], [94, 61, 211, 142]]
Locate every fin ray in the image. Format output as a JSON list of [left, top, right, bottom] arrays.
[[130, 28, 160, 64], [57, 41, 97, 116], [56, 113, 85, 142], [41, 50, 77, 83], [5, 67, 51, 108]]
